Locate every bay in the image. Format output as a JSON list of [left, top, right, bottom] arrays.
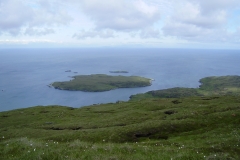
[[0, 48, 240, 111]]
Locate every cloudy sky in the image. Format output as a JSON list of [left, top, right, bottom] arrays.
[[0, 0, 240, 49]]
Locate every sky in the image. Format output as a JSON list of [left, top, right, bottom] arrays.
[[0, 0, 240, 49]]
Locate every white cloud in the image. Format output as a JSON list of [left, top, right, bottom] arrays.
[[139, 28, 160, 39], [194, 0, 240, 13], [229, 27, 240, 43], [73, 29, 115, 39], [0, 0, 72, 35], [78, 0, 161, 31], [24, 28, 55, 36], [0, 0, 33, 35], [162, 0, 240, 43], [172, 2, 227, 28], [0, 39, 58, 44], [0, 0, 240, 48], [29, 0, 72, 27]]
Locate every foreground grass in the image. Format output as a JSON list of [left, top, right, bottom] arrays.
[[1, 96, 239, 159], [51, 74, 151, 92]]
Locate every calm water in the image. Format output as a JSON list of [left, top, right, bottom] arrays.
[[0, 48, 240, 111]]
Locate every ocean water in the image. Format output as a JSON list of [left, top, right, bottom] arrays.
[[0, 48, 240, 112]]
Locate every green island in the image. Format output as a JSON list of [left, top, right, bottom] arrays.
[[1, 75, 240, 159], [51, 74, 151, 92]]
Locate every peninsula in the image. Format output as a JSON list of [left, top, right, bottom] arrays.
[[130, 75, 240, 100], [51, 74, 151, 92]]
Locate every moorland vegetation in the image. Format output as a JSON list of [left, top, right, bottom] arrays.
[[0, 75, 239, 159]]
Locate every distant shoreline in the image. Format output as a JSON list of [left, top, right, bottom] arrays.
[[109, 71, 129, 73]]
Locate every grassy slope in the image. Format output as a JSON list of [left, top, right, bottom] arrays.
[[130, 75, 240, 100], [52, 74, 151, 92], [0, 96, 240, 159], [1, 75, 240, 159]]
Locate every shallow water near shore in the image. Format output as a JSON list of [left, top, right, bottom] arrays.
[[0, 48, 240, 111]]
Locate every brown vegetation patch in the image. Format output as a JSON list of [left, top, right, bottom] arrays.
[[164, 110, 177, 115]]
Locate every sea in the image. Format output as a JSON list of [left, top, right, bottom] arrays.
[[1, 48, 240, 112]]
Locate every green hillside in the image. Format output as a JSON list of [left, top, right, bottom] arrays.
[[0, 75, 240, 159], [130, 75, 240, 100]]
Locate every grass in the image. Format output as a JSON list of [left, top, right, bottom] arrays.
[[51, 74, 151, 92], [0, 96, 239, 159], [1, 75, 240, 159]]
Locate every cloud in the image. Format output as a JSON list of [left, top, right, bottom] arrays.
[[0, 39, 58, 45], [0, 0, 72, 36], [0, 0, 33, 35], [24, 28, 55, 36], [0, 0, 163, 39], [79, 0, 161, 31], [172, 2, 227, 28], [1, 0, 240, 48], [29, 0, 72, 26], [162, 0, 240, 43], [229, 27, 240, 43], [73, 30, 115, 39], [139, 28, 160, 39], [194, 0, 240, 13]]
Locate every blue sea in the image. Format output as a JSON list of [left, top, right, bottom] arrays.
[[0, 48, 240, 112]]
